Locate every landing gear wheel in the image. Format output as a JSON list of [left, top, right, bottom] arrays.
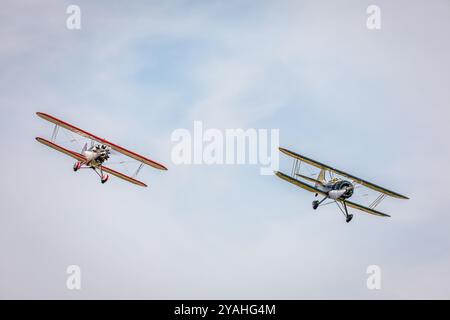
[[312, 200, 319, 210], [73, 162, 81, 172], [346, 214, 353, 223], [101, 174, 109, 184]]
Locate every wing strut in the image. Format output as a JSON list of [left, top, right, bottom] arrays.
[[291, 158, 301, 178], [51, 124, 59, 142], [335, 201, 346, 217], [370, 194, 386, 209], [133, 163, 144, 178], [335, 201, 353, 223]]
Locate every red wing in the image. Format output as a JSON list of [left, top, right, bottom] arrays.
[[36, 137, 86, 162], [36, 112, 168, 171], [101, 166, 147, 187]]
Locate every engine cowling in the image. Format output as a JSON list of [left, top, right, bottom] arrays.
[[95, 144, 111, 164], [332, 180, 354, 199]]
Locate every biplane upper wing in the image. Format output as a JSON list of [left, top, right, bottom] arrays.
[[275, 171, 327, 196], [36, 137, 147, 187], [36, 112, 167, 171], [279, 147, 408, 200], [339, 199, 390, 217]]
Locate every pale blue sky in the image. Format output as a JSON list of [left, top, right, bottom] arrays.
[[0, 0, 449, 299]]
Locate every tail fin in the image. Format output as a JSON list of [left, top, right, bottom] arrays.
[[316, 169, 326, 187], [82, 142, 87, 153]]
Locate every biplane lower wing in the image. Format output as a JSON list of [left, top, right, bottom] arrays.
[[36, 137, 147, 187], [296, 173, 322, 185], [101, 166, 147, 187], [275, 171, 326, 196], [275, 171, 390, 218], [341, 200, 390, 217], [36, 112, 167, 171], [36, 137, 85, 162], [279, 147, 408, 200]]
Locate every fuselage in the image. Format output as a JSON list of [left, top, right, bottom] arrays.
[[81, 145, 110, 168], [317, 179, 354, 200], [81, 150, 99, 167]]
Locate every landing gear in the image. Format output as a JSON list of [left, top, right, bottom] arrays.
[[72, 162, 110, 185], [342, 201, 353, 223], [73, 162, 82, 172], [92, 167, 109, 184], [312, 200, 319, 210], [346, 214, 354, 223], [312, 196, 328, 210], [101, 174, 109, 184], [335, 200, 354, 223]]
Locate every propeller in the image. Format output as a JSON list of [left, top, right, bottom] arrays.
[[109, 149, 119, 155]]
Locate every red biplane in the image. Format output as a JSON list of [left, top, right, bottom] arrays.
[[35, 112, 167, 187]]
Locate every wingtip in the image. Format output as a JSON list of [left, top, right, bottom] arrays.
[[151, 162, 168, 171], [36, 112, 50, 120]]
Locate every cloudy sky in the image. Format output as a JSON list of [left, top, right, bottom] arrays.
[[0, 0, 449, 299]]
